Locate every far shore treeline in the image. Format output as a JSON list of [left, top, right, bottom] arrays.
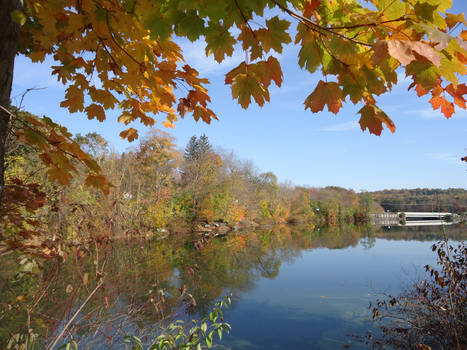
[[2, 111, 466, 257]]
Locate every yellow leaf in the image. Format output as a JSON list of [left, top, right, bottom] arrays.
[[162, 121, 175, 128], [16, 295, 27, 303]]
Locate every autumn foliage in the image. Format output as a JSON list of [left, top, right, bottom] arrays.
[[1, 123, 379, 256], [10, 0, 467, 141]]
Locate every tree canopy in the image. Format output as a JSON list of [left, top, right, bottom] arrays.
[[1, 0, 467, 199], [10, 0, 467, 134]]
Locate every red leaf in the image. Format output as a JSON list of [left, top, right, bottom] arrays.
[[303, 0, 321, 17]]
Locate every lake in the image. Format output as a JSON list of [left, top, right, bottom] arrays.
[[0, 224, 465, 349]]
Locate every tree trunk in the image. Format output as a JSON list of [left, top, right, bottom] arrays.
[[0, 0, 20, 205]]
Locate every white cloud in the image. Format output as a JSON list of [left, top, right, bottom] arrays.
[[405, 108, 467, 120], [321, 120, 359, 132], [180, 38, 244, 77]]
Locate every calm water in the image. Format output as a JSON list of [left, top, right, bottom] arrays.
[[1, 224, 466, 349], [221, 238, 437, 349]]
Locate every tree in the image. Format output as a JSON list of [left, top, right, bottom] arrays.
[[198, 134, 213, 156], [1, 0, 467, 203], [184, 136, 199, 162], [181, 135, 223, 221], [74, 132, 109, 160]]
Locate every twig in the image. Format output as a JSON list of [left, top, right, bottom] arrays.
[[46, 280, 104, 350]]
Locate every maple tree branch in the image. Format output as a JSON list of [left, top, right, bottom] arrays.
[[328, 16, 407, 30], [233, 0, 264, 65], [381, 24, 413, 41], [319, 35, 350, 67], [0, 105, 88, 165], [96, 38, 122, 72], [105, 12, 142, 66], [271, 0, 373, 48]]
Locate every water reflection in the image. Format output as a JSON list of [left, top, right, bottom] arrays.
[[0, 224, 465, 349]]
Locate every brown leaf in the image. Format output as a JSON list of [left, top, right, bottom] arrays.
[[85, 174, 112, 195], [120, 128, 139, 142], [386, 40, 441, 67], [358, 104, 395, 135], [85, 104, 106, 122], [372, 41, 389, 65], [304, 80, 343, 114]]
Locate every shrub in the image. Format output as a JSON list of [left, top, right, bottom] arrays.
[[365, 240, 466, 349]]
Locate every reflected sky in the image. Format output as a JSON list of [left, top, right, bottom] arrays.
[[1, 225, 465, 349], [220, 238, 445, 349]]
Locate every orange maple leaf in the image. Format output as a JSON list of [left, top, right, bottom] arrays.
[[429, 96, 455, 118], [445, 83, 467, 109], [304, 80, 342, 114]]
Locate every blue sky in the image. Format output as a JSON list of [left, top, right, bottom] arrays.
[[11, 3, 467, 191]]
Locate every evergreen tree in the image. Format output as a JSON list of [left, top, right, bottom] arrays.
[[198, 134, 212, 156], [184, 134, 212, 162], [184, 136, 199, 161]]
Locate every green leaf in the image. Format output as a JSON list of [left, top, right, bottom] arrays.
[[422, 0, 452, 12], [414, 2, 438, 22], [405, 60, 439, 90], [328, 37, 359, 65], [340, 72, 363, 104], [439, 57, 460, 85], [231, 74, 269, 109], [144, 14, 171, 40], [206, 331, 213, 348], [258, 16, 291, 53], [298, 40, 323, 73], [24, 128, 44, 147], [175, 11, 205, 41], [377, 0, 407, 19], [205, 22, 236, 62], [10, 10, 26, 26]]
